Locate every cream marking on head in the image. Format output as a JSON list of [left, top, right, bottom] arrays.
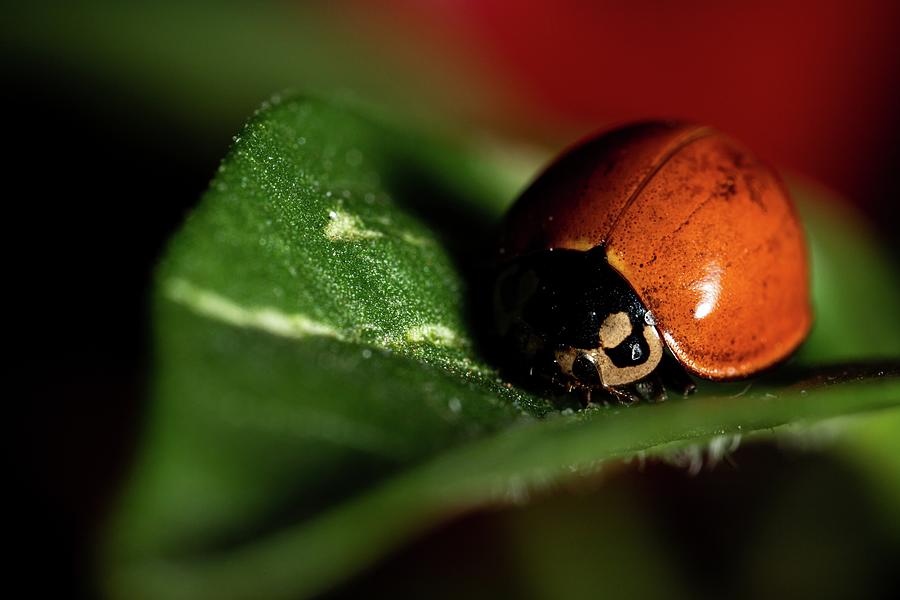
[[595, 325, 664, 386], [599, 311, 631, 348], [555, 323, 663, 388]]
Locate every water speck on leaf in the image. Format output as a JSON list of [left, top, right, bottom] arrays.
[[324, 211, 382, 241], [448, 398, 462, 413]]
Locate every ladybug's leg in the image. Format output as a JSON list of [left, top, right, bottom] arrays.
[[659, 352, 697, 397], [573, 386, 593, 408], [571, 385, 620, 409], [632, 375, 667, 403], [603, 385, 639, 406]]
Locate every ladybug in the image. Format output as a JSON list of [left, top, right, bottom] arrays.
[[494, 121, 812, 404]]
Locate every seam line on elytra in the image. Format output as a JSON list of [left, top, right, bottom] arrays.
[[604, 126, 714, 244]]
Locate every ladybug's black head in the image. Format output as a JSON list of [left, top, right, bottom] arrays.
[[495, 247, 663, 388]]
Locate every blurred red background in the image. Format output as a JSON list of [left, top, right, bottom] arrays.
[[352, 0, 900, 212]]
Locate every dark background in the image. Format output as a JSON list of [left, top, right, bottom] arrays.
[[6, 1, 900, 597]]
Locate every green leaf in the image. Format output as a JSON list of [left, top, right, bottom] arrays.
[[5, 1, 492, 141], [102, 96, 900, 600]]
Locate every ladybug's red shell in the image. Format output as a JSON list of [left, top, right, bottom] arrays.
[[499, 122, 812, 380]]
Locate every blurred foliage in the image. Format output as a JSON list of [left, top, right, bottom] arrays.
[[3, 1, 489, 141], [794, 181, 900, 362], [101, 96, 900, 599]]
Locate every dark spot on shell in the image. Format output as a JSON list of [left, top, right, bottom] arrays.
[[743, 172, 765, 209], [715, 175, 737, 199]]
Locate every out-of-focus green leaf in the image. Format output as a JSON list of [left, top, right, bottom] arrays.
[[4, 1, 492, 140], [835, 409, 900, 536], [793, 180, 900, 361], [102, 96, 900, 600], [500, 488, 693, 600]]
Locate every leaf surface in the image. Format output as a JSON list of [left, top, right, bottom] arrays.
[[103, 97, 900, 600]]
